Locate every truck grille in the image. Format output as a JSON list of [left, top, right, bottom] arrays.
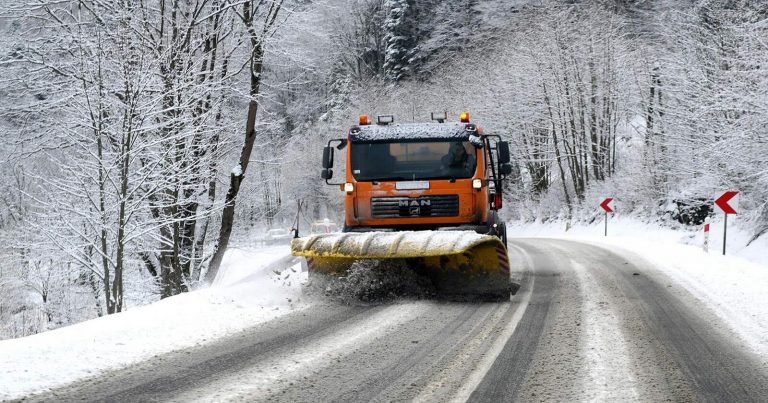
[[371, 195, 459, 218]]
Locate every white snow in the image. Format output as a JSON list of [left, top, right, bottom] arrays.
[[352, 122, 469, 141], [0, 245, 308, 401], [571, 260, 640, 401], [507, 215, 768, 358], [231, 163, 243, 176]]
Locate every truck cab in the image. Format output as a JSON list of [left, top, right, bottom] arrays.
[[321, 112, 512, 244]]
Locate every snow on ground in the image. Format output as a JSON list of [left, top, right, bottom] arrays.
[[0, 244, 308, 401], [507, 215, 768, 358]]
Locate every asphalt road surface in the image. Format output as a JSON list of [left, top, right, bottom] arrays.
[[24, 239, 768, 402]]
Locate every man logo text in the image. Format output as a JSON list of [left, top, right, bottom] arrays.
[[399, 199, 431, 207]]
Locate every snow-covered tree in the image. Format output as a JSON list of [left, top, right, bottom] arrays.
[[383, 0, 419, 81]]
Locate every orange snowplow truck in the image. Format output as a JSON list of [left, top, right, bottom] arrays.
[[291, 112, 514, 299]]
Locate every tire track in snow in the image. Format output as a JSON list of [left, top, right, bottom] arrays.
[[29, 303, 375, 402], [468, 240, 568, 402], [169, 302, 434, 402], [562, 240, 768, 402], [595, 246, 768, 402], [440, 243, 535, 403], [295, 303, 487, 403], [570, 259, 641, 401]]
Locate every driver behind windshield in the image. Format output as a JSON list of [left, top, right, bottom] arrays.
[[442, 142, 476, 177]]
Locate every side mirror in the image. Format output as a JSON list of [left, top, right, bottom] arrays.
[[500, 163, 512, 176], [321, 169, 333, 180], [322, 146, 334, 169], [498, 141, 510, 164]]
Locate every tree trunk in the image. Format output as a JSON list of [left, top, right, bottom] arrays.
[[205, 100, 259, 283], [542, 82, 572, 218], [205, 0, 281, 283]]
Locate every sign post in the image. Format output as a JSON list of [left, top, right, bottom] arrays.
[[599, 197, 614, 237], [714, 190, 739, 255], [703, 217, 710, 252]]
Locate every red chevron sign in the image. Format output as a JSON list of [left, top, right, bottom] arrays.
[[715, 191, 739, 215], [600, 197, 614, 213]]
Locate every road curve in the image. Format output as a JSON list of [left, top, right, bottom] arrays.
[[23, 239, 768, 402]]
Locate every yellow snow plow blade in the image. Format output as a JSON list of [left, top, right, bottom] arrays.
[[291, 231, 511, 299]]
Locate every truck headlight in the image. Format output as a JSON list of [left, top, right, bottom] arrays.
[[472, 179, 483, 189], [344, 182, 355, 193]]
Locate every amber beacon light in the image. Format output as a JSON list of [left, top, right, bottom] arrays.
[[359, 114, 370, 125], [459, 111, 470, 123]]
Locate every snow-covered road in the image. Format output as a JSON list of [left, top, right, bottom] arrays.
[[17, 238, 768, 402]]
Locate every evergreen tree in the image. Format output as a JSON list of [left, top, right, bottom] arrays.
[[383, 0, 419, 81]]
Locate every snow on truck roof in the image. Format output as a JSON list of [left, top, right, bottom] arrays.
[[349, 123, 472, 142]]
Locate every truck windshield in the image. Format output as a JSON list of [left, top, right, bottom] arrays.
[[350, 140, 476, 181]]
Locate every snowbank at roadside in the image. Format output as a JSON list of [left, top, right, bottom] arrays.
[[507, 215, 767, 267], [0, 245, 308, 401], [507, 216, 768, 358]]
